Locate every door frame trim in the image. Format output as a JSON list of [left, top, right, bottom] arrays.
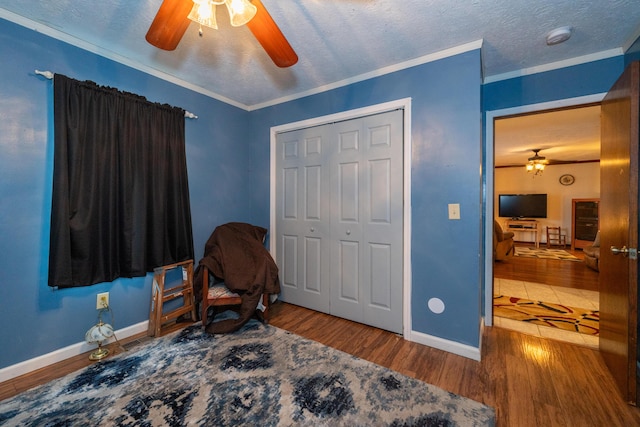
[[270, 98, 413, 338], [484, 93, 605, 326]]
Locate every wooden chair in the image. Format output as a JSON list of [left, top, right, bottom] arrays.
[[201, 266, 270, 329], [546, 226, 567, 248], [148, 260, 197, 337]]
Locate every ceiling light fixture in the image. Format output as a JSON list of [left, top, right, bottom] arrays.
[[526, 149, 546, 176], [225, 0, 257, 27], [187, 0, 256, 36], [188, 0, 224, 34], [546, 26, 572, 46]]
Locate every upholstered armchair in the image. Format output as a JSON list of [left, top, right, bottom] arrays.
[[494, 220, 515, 261], [583, 231, 600, 271]]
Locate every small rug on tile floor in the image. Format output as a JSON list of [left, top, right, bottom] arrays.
[[514, 247, 580, 261], [494, 295, 599, 335], [0, 318, 495, 426]]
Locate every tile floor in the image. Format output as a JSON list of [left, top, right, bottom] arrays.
[[493, 277, 599, 349]]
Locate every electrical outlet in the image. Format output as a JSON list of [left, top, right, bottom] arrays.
[[96, 292, 109, 309]]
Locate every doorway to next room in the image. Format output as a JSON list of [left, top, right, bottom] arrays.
[[490, 102, 601, 349]]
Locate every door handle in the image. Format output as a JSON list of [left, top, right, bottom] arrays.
[[310, 227, 315, 232], [346, 230, 351, 235], [610, 245, 629, 256]]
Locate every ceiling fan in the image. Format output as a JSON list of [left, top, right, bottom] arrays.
[[525, 148, 576, 175], [145, 0, 298, 68], [526, 148, 575, 165]]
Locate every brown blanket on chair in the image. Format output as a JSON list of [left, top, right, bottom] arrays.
[[194, 222, 280, 334]]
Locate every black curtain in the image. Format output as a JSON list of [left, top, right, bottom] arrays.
[[49, 74, 194, 288]]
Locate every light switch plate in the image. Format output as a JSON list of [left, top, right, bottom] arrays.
[[448, 203, 461, 220]]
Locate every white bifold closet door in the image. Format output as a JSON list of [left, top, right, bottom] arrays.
[[275, 109, 403, 333]]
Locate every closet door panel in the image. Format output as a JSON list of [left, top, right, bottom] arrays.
[[276, 109, 403, 333], [276, 128, 331, 312]]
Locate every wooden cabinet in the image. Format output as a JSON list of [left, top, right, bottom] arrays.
[[571, 198, 599, 250]]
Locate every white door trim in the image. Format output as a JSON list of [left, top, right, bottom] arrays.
[[484, 93, 606, 326], [270, 98, 413, 338]]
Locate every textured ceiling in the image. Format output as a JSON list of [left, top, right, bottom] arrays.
[[495, 105, 601, 167], [0, 1, 637, 164], [1, 0, 639, 110]]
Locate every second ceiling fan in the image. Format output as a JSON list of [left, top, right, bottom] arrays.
[[146, 0, 298, 68]]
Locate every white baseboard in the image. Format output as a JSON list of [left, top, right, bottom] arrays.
[[1, 321, 483, 383], [408, 329, 481, 361], [0, 321, 149, 383]]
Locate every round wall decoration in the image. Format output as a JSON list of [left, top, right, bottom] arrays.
[[559, 174, 575, 186]]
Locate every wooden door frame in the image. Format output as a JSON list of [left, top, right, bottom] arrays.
[[269, 98, 412, 339], [484, 93, 606, 325]]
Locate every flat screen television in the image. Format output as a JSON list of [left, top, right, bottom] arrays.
[[498, 194, 547, 219]]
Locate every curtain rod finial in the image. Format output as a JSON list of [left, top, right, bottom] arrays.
[[184, 111, 198, 119], [35, 70, 54, 79]]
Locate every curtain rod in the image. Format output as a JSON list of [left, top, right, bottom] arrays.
[[34, 70, 198, 119]]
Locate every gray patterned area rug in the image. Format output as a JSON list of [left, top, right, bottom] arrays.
[[0, 320, 495, 426]]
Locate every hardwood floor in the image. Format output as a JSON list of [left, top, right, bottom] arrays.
[[2, 304, 640, 426], [270, 302, 640, 426], [493, 244, 599, 291]]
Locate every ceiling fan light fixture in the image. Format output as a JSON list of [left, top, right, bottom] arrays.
[[526, 149, 546, 175], [225, 0, 257, 27], [526, 160, 546, 175], [188, 0, 219, 30], [146, 0, 298, 67]]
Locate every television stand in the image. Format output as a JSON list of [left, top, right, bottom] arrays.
[[505, 219, 540, 248]]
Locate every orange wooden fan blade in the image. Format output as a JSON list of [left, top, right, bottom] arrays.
[[145, 0, 193, 51], [247, 0, 298, 68]]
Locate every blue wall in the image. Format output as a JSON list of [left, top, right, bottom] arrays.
[[483, 55, 624, 112], [249, 50, 484, 347], [0, 18, 254, 369]]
